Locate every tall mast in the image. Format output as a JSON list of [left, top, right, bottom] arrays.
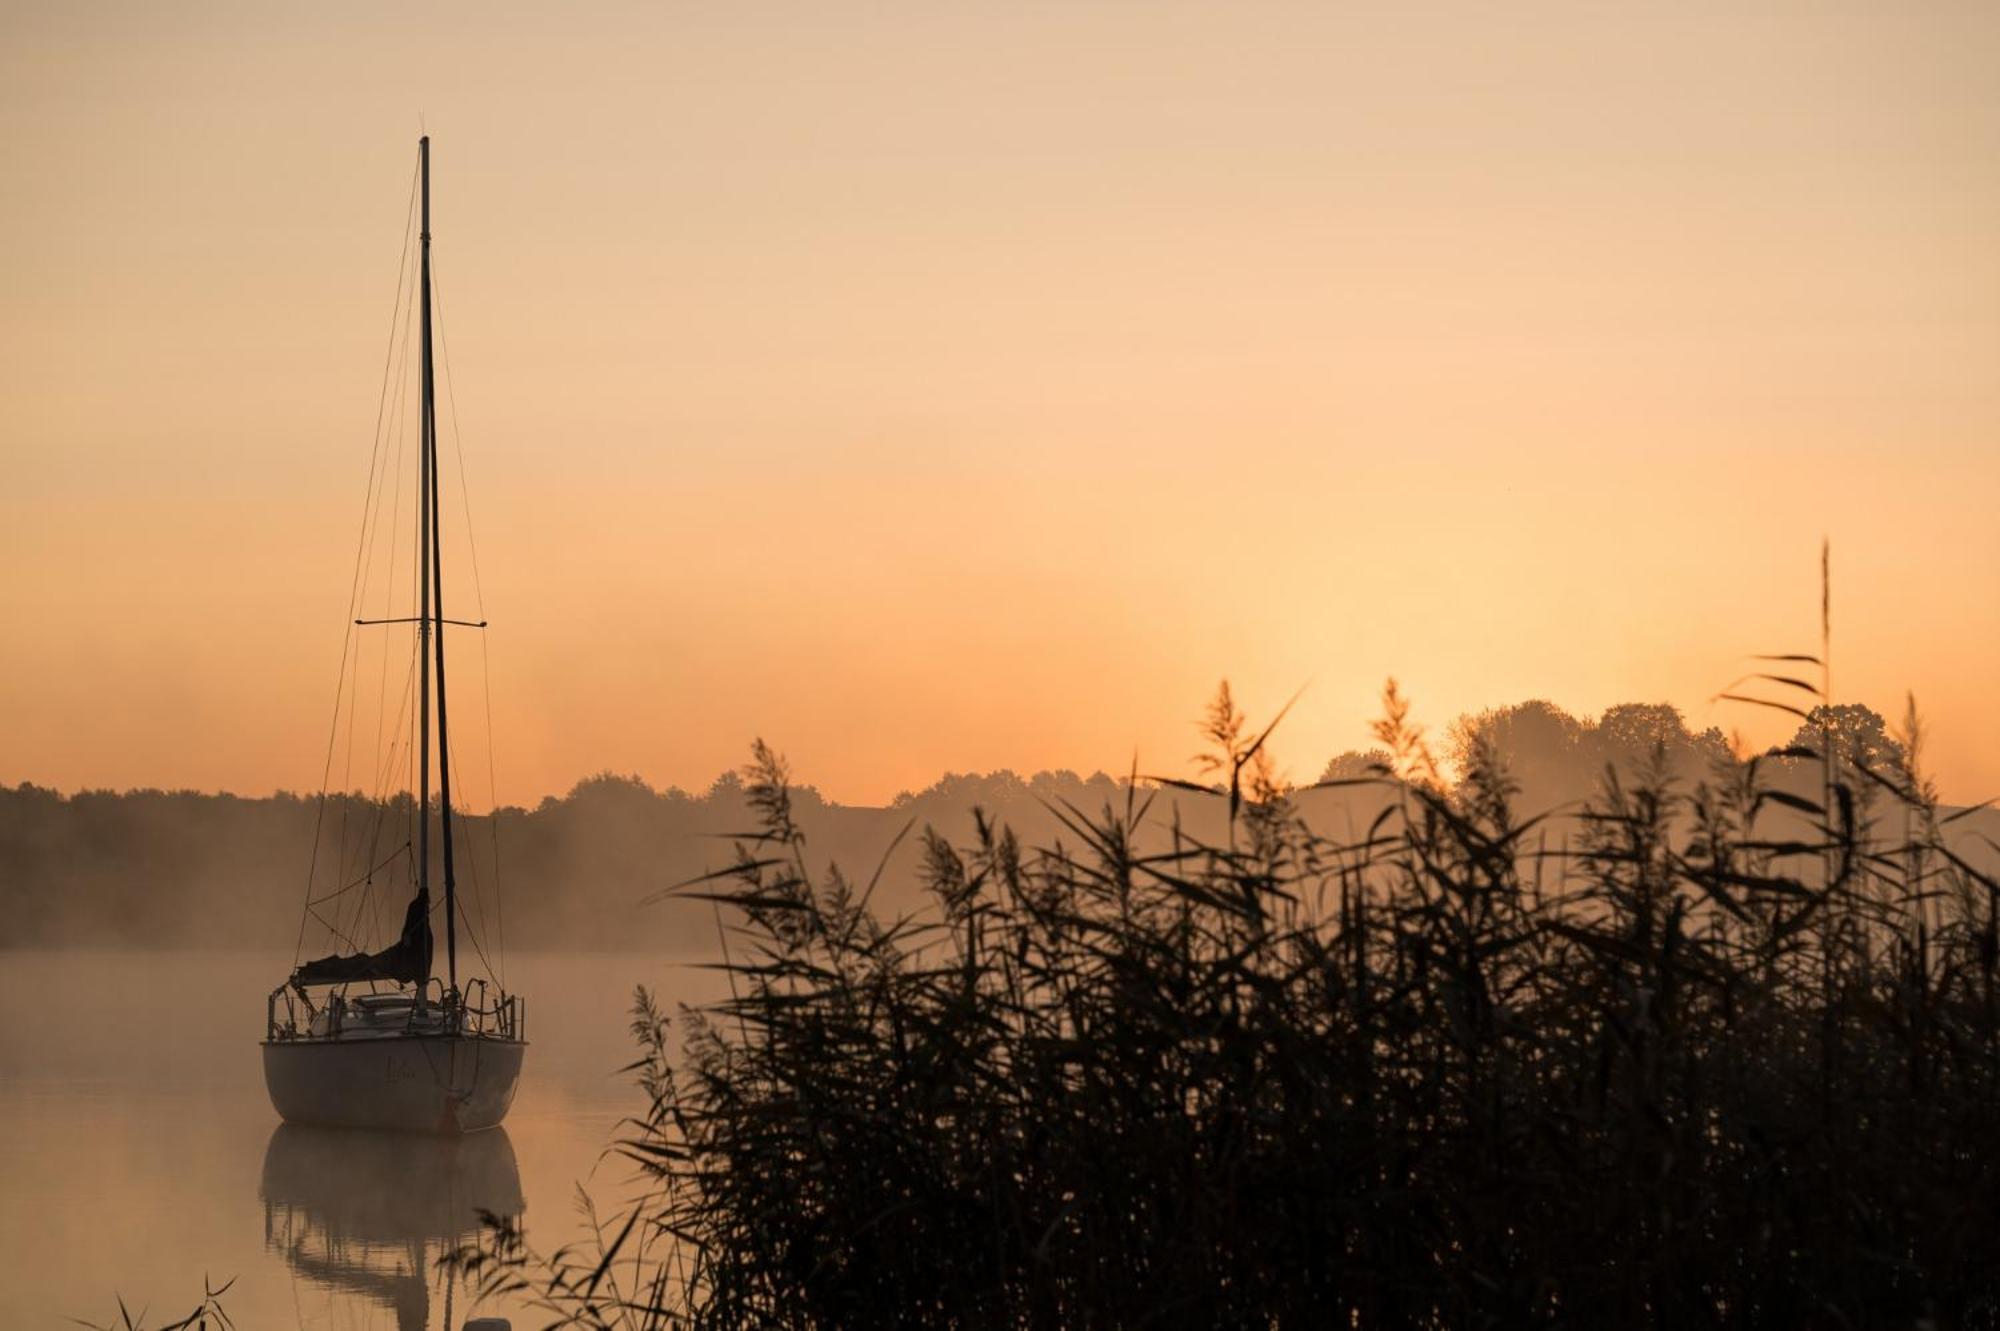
[[417, 137, 433, 943], [418, 134, 461, 993]]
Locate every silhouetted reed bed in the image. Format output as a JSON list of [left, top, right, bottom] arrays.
[[462, 682, 2000, 1329]]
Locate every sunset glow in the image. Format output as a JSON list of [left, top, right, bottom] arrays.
[[4, 1, 1996, 806]]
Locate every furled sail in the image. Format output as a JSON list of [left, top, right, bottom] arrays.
[[292, 888, 433, 987]]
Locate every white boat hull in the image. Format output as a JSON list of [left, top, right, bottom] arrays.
[[263, 1033, 525, 1134]]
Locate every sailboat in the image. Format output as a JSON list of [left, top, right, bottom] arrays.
[[263, 136, 526, 1134]]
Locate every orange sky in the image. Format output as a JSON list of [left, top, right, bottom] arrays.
[[3, 2, 1997, 808]]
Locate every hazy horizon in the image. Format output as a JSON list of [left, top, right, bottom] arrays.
[[0, 688, 1978, 811], [6, 1, 1997, 808]]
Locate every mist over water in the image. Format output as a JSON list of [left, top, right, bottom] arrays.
[[6, 704, 1999, 1325], [0, 949, 729, 1329], [9, 697, 1992, 956]]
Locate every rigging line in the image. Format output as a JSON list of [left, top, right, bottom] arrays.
[[304, 906, 359, 949], [440, 719, 494, 971], [444, 724, 500, 983], [306, 895, 383, 956], [332, 232, 422, 919], [320, 158, 418, 932], [429, 258, 488, 618], [401, 259, 427, 917], [327, 162, 418, 920], [365, 233, 422, 700], [351, 753, 405, 917], [406, 609, 419, 892], [454, 865, 499, 984], [319, 827, 404, 950], [307, 842, 413, 909], [297, 149, 423, 968], [485, 634, 505, 983], [347, 654, 420, 945], [336, 633, 415, 951], [339, 231, 422, 892], [433, 254, 508, 985], [363, 275, 419, 884], [349, 648, 420, 950], [358, 247, 420, 851], [332, 154, 421, 902], [354, 658, 414, 848], [444, 724, 489, 939], [369, 659, 418, 806]]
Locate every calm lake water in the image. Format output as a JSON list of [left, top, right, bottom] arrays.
[[0, 950, 728, 1329]]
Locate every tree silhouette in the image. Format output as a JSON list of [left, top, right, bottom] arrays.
[[1776, 702, 1904, 775]]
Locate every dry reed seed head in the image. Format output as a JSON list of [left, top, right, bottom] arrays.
[[456, 688, 2000, 1330]]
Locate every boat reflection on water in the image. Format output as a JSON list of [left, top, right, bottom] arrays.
[[260, 1124, 524, 1331]]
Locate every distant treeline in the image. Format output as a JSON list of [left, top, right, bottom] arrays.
[[0, 763, 1146, 953], [2, 697, 1989, 954]]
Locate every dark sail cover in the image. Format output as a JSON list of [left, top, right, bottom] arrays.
[[292, 888, 433, 987]]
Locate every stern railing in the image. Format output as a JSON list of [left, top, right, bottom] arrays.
[[266, 978, 525, 1042]]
